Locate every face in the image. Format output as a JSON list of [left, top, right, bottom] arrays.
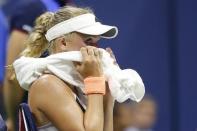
[[56, 32, 100, 52], [118, 105, 133, 128], [133, 100, 157, 129]]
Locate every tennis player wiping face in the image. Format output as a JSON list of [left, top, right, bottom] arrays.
[[21, 5, 118, 131]]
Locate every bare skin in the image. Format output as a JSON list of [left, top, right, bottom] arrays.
[[28, 33, 115, 131], [3, 30, 28, 131]]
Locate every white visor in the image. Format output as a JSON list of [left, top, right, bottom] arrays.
[[45, 13, 118, 42]]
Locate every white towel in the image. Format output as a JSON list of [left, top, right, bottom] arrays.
[[13, 49, 145, 103]]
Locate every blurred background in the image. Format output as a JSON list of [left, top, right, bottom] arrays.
[[0, 0, 197, 131]]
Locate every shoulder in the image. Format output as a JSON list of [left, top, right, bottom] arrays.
[[28, 74, 74, 108], [33, 74, 60, 85], [29, 74, 74, 101], [30, 74, 68, 92]]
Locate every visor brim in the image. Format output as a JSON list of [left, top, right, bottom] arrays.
[[76, 22, 118, 39]]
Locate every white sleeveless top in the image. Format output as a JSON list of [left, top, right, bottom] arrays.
[[38, 122, 58, 131], [37, 93, 86, 131]]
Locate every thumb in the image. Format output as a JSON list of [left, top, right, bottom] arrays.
[[73, 62, 81, 70]]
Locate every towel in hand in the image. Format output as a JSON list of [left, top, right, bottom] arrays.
[[13, 49, 145, 102]]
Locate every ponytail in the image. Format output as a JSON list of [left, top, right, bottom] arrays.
[[22, 12, 54, 57]]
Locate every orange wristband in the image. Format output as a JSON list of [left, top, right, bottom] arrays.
[[84, 76, 106, 95]]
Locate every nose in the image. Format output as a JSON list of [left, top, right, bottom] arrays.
[[85, 36, 100, 47], [87, 42, 98, 47]]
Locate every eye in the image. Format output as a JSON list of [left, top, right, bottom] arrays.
[[84, 37, 93, 44], [84, 37, 98, 47]]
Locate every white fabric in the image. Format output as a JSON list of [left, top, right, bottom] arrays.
[[37, 122, 58, 131], [13, 49, 145, 103], [45, 13, 118, 42], [125, 127, 153, 131]]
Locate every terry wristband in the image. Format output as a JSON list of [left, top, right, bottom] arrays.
[[84, 76, 106, 95]]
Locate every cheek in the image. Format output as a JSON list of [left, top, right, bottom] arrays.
[[67, 40, 86, 51], [77, 41, 86, 48], [70, 41, 86, 51]]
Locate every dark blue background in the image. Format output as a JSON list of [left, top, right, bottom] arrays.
[[0, 0, 196, 130], [0, 10, 8, 83], [74, 0, 197, 131]]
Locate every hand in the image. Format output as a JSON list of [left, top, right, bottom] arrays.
[[76, 46, 103, 78], [6, 118, 15, 131], [106, 47, 118, 66]]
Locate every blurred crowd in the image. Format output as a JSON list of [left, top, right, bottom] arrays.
[[114, 96, 157, 131], [0, 0, 158, 131]]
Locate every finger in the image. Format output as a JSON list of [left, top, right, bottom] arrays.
[[75, 64, 80, 71], [80, 47, 88, 61], [93, 48, 99, 57], [94, 48, 102, 65], [106, 47, 115, 59], [73, 61, 81, 67], [106, 47, 117, 62], [87, 46, 95, 56], [98, 49, 103, 59], [75, 64, 82, 75]]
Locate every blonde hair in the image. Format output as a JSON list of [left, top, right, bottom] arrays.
[[22, 6, 93, 57]]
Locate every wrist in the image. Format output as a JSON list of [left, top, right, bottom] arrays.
[[87, 72, 103, 77], [84, 76, 106, 95]]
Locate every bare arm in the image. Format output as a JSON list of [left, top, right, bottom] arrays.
[[3, 30, 28, 130], [29, 75, 104, 131], [6, 30, 27, 65], [103, 84, 115, 131]]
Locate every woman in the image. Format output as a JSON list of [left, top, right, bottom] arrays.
[[21, 6, 118, 131]]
